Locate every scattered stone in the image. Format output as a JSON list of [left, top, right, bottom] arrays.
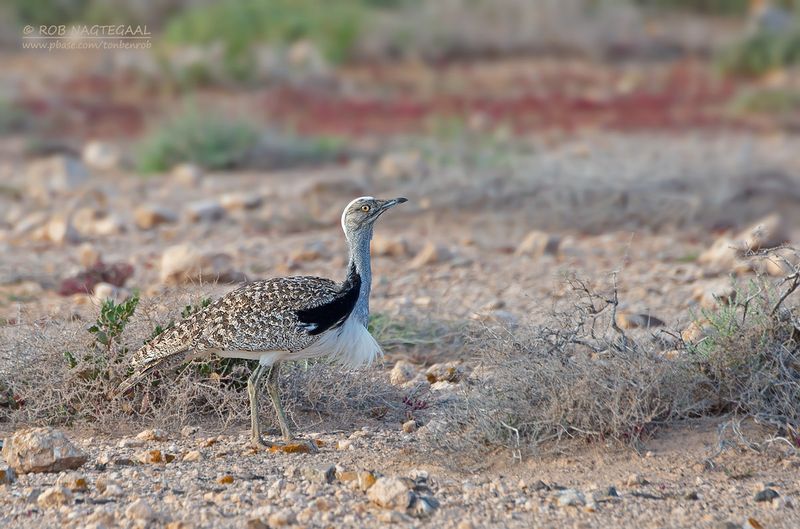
[[134, 205, 178, 230], [378, 510, 414, 523], [290, 241, 327, 263], [368, 476, 414, 511], [471, 309, 519, 328], [410, 495, 440, 518], [425, 362, 464, 384], [737, 214, 788, 252], [181, 426, 199, 438], [220, 192, 263, 211], [186, 200, 225, 222], [0, 465, 16, 484], [82, 141, 121, 171], [2, 427, 88, 473], [755, 488, 779, 502], [72, 208, 126, 237], [402, 420, 418, 434], [59, 260, 134, 296], [376, 150, 423, 181], [160, 244, 246, 284], [557, 489, 586, 507], [183, 450, 202, 462], [681, 319, 713, 343], [410, 242, 451, 268], [125, 498, 156, 521], [37, 486, 73, 508], [592, 486, 619, 500], [616, 311, 665, 329], [217, 475, 234, 485], [136, 429, 168, 442], [372, 235, 410, 257], [761, 247, 800, 277], [515, 230, 561, 257], [684, 490, 699, 500], [137, 449, 167, 464], [56, 471, 88, 491], [302, 463, 336, 484], [172, 163, 203, 185], [267, 510, 296, 527], [389, 360, 416, 386], [358, 471, 378, 492], [41, 215, 81, 244], [694, 280, 737, 309], [625, 474, 649, 486], [77, 243, 101, 267], [27, 155, 89, 199]]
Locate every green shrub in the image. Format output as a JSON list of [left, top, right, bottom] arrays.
[[719, 30, 800, 76], [634, 0, 751, 15], [163, 0, 364, 78], [136, 108, 258, 173], [730, 87, 800, 114]]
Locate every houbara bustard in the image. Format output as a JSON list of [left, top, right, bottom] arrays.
[[112, 196, 407, 448]]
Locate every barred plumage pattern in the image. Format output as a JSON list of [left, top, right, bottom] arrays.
[[126, 276, 340, 379]]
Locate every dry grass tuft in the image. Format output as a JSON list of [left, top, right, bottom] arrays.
[[0, 288, 405, 435], [429, 262, 800, 462]]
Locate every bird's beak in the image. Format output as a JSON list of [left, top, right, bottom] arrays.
[[381, 197, 408, 210]]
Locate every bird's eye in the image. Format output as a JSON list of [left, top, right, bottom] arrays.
[[361, 205, 370, 212]]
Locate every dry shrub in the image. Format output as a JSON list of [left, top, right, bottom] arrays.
[[431, 266, 800, 461], [0, 288, 404, 435]]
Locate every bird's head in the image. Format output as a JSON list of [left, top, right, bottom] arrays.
[[340, 196, 408, 241]]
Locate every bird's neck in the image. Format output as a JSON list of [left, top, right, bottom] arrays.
[[346, 227, 373, 325]]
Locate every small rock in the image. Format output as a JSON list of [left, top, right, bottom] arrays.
[[377, 510, 414, 523], [136, 428, 168, 442], [134, 205, 178, 230], [681, 319, 713, 343], [367, 476, 414, 511], [737, 214, 788, 252], [42, 215, 81, 244], [375, 151, 423, 181], [186, 200, 225, 222], [410, 495, 439, 518], [358, 471, 378, 492], [217, 475, 234, 485], [183, 450, 202, 462], [410, 242, 451, 268], [761, 247, 800, 277], [372, 235, 410, 257], [515, 230, 560, 257], [425, 362, 464, 384], [137, 449, 165, 464], [694, 280, 737, 309], [0, 465, 16, 484], [616, 312, 665, 329], [125, 498, 155, 521], [755, 488, 779, 502], [181, 426, 199, 438], [557, 489, 586, 507], [82, 141, 121, 171], [2, 427, 88, 473], [302, 463, 335, 484], [389, 360, 416, 386], [27, 156, 89, 199], [56, 471, 88, 491], [625, 474, 649, 486], [171, 163, 203, 185], [77, 243, 101, 267], [267, 510, 296, 527], [160, 244, 245, 284], [220, 193, 262, 211], [402, 420, 417, 434], [37, 486, 73, 508]]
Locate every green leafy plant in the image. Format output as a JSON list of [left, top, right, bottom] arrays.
[[718, 30, 800, 76], [88, 292, 140, 352], [136, 108, 258, 173]]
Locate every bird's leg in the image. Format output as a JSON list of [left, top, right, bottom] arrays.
[[247, 363, 268, 447], [266, 362, 292, 442]]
